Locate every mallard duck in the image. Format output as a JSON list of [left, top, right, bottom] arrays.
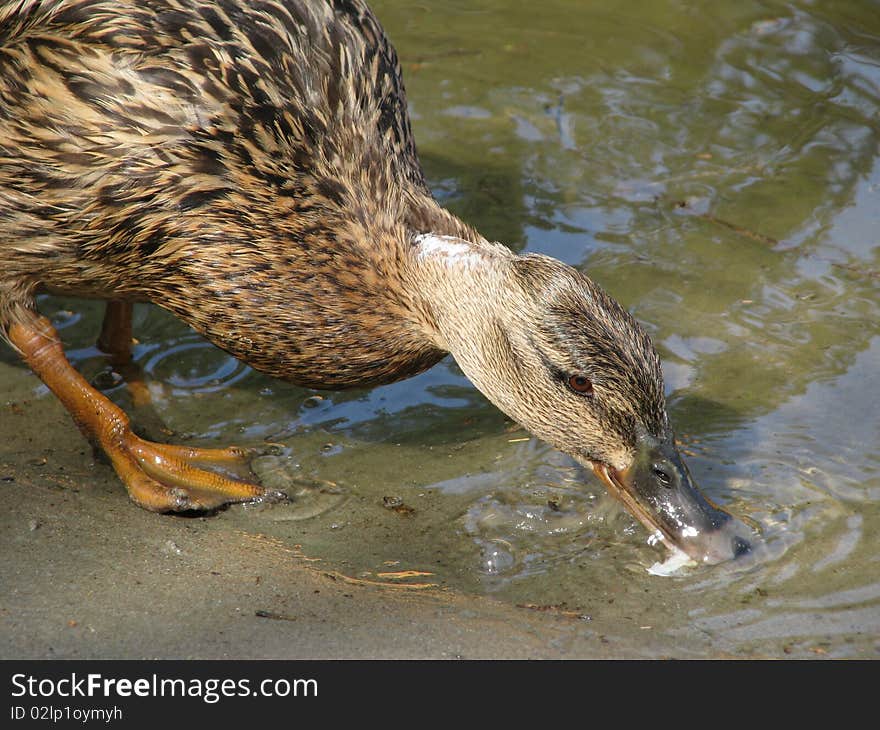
[[0, 0, 750, 564]]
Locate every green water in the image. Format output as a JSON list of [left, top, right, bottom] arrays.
[[6, 0, 880, 657]]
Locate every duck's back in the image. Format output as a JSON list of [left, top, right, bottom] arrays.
[[0, 0, 426, 234], [0, 0, 462, 387]]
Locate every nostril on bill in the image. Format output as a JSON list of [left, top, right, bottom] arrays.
[[732, 535, 752, 558]]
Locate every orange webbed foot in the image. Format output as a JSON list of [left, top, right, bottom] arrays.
[[9, 314, 287, 513], [107, 434, 288, 512]]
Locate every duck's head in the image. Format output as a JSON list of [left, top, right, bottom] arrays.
[[413, 235, 751, 565]]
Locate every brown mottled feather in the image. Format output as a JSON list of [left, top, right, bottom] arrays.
[[0, 0, 477, 387]]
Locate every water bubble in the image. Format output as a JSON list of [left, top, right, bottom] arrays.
[[478, 540, 515, 575]]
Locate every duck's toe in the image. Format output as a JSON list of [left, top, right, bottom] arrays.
[[8, 313, 285, 514], [124, 437, 285, 513]]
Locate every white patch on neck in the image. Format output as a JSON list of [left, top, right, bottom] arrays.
[[414, 233, 484, 270]]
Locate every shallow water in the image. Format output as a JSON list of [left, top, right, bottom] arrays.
[[6, 0, 880, 657]]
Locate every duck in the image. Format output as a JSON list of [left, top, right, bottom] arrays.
[[0, 0, 750, 565]]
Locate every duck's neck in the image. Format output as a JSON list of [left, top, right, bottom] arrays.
[[408, 232, 512, 345], [405, 232, 526, 414]]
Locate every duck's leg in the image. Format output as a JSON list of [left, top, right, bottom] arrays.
[[96, 300, 152, 409], [9, 314, 280, 512], [97, 299, 134, 364]]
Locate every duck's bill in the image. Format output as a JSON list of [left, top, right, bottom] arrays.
[[589, 436, 752, 566]]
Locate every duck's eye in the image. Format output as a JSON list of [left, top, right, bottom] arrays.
[[567, 374, 594, 395]]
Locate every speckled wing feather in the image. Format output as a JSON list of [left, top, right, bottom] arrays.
[[0, 0, 426, 230]]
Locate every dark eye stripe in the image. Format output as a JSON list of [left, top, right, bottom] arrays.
[[529, 339, 594, 397]]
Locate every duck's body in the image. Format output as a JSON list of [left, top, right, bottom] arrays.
[[0, 0, 749, 564], [0, 0, 468, 387]]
